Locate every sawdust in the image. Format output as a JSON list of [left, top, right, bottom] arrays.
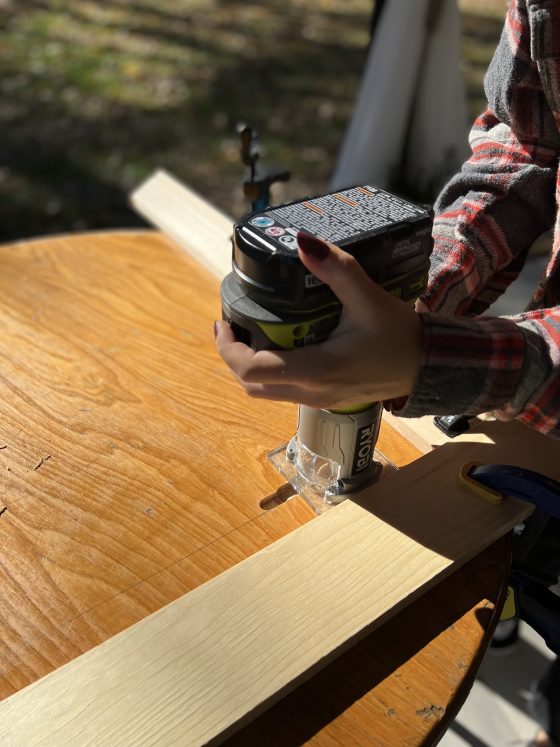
[[416, 704, 446, 720]]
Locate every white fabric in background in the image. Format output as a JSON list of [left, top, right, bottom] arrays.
[[331, 0, 469, 193]]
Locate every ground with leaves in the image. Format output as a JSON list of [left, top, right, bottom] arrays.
[[1, 0, 507, 242]]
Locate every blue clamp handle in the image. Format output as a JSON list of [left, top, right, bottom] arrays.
[[467, 464, 560, 519]]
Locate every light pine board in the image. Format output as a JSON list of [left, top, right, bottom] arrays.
[[3, 415, 559, 745], [383, 410, 451, 452], [130, 169, 233, 280]]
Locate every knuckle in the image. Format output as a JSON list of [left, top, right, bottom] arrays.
[[239, 361, 258, 384], [338, 251, 359, 273]]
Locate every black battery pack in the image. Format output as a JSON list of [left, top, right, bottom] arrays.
[[221, 185, 433, 350]]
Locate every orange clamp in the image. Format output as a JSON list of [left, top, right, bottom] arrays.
[[458, 461, 504, 505]]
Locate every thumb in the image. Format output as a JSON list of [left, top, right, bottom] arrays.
[[296, 231, 384, 311]]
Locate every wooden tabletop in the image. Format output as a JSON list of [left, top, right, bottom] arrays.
[[0, 230, 510, 745]]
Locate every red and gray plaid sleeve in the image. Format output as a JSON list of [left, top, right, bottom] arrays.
[[396, 0, 560, 437], [398, 310, 560, 437], [422, 0, 558, 317]]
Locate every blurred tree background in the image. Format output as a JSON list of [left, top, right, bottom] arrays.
[[0, 0, 507, 242]]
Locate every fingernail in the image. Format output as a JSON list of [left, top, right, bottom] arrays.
[[297, 231, 329, 260], [213, 321, 219, 338]]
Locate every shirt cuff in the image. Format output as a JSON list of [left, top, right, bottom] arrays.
[[392, 312, 527, 418]]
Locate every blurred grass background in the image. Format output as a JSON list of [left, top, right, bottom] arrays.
[[0, 0, 507, 242]]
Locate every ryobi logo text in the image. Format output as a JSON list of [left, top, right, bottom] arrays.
[[352, 422, 377, 474]]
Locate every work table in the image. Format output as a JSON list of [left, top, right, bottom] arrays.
[[0, 229, 523, 745]]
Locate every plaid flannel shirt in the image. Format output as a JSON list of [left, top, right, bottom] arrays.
[[398, 0, 560, 437]]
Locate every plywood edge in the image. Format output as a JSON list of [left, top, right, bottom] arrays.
[[383, 412, 504, 456], [129, 170, 233, 280], [1, 417, 553, 746]]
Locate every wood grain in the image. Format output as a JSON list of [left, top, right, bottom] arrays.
[[0, 227, 520, 746], [228, 534, 510, 746], [0, 231, 422, 710], [0, 231, 305, 698], [0, 411, 545, 745]]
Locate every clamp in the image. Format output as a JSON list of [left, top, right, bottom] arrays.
[[460, 462, 560, 649], [238, 124, 290, 212], [459, 462, 560, 518]]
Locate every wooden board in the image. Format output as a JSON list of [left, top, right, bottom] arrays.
[[383, 411, 451, 452], [228, 534, 510, 746], [130, 170, 233, 280], [0, 231, 307, 700], [2, 412, 556, 745]]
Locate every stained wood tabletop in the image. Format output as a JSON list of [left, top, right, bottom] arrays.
[[0, 230, 510, 745]]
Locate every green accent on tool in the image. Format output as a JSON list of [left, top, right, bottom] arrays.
[[220, 184, 433, 509]]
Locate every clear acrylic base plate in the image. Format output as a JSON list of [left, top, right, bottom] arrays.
[[267, 442, 397, 515]]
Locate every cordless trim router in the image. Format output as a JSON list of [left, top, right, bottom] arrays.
[[221, 173, 433, 512]]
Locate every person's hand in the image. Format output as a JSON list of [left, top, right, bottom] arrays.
[[215, 232, 424, 409]]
